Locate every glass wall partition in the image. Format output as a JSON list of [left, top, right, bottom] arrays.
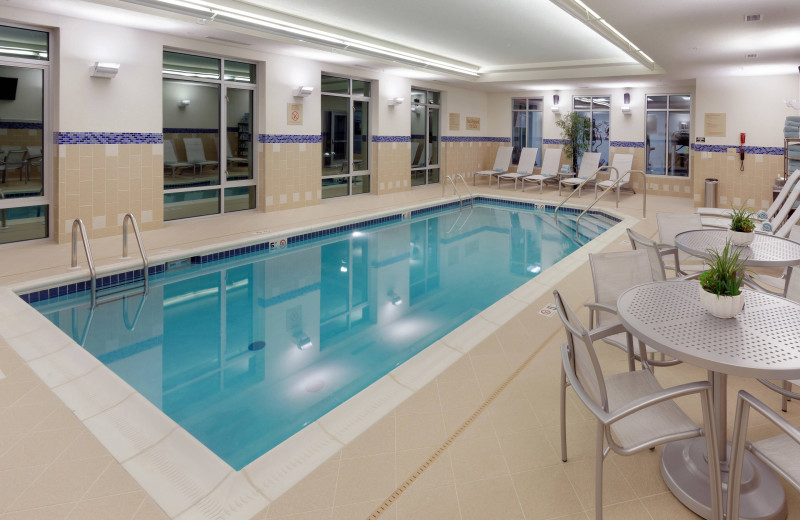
[[162, 51, 256, 220], [321, 74, 371, 199], [0, 24, 50, 244], [511, 98, 543, 166], [410, 88, 440, 187], [574, 95, 610, 167], [646, 94, 691, 176]]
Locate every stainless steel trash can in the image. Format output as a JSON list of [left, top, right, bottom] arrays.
[[704, 178, 718, 208]]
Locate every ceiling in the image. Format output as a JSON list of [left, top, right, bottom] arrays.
[[8, 0, 800, 92]]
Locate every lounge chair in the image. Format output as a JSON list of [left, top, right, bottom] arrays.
[[496, 147, 537, 190], [215, 136, 248, 169], [697, 168, 800, 219], [702, 182, 800, 235], [520, 147, 561, 192], [472, 146, 512, 185], [553, 289, 722, 520], [183, 137, 219, 174], [727, 391, 800, 520], [559, 151, 601, 196], [656, 212, 706, 273], [594, 153, 634, 202], [0, 149, 28, 183], [163, 140, 193, 176]]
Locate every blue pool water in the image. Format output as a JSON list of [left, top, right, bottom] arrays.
[[32, 202, 616, 469]]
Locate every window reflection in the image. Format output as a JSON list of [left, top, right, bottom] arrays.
[[646, 94, 691, 176], [411, 88, 440, 186]]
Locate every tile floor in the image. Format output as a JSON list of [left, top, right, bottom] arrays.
[[0, 183, 799, 519]]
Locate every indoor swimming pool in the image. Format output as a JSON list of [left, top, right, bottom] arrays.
[[29, 200, 618, 470]]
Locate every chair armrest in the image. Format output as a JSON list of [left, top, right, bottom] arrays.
[[736, 391, 800, 446], [606, 380, 712, 425], [587, 322, 627, 343], [757, 379, 800, 401], [585, 302, 617, 315]]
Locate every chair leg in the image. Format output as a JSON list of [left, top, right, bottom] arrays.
[[594, 422, 605, 520], [725, 395, 749, 520], [782, 380, 791, 412], [560, 365, 568, 462]]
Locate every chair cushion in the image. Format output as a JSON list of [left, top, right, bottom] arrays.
[[605, 370, 699, 449]]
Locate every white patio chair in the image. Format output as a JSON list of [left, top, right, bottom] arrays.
[[553, 290, 722, 520], [727, 390, 800, 520], [497, 147, 537, 190], [559, 151, 601, 196], [472, 146, 512, 186], [594, 153, 634, 202], [697, 168, 800, 219], [163, 140, 193, 176], [183, 137, 219, 174], [521, 147, 561, 192]]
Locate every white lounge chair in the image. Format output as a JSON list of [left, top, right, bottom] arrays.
[[697, 168, 800, 219], [183, 137, 219, 174], [496, 147, 538, 190], [702, 182, 800, 235], [0, 149, 27, 183], [559, 151, 601, 196], [472, 146, 512, 185], [595, 153, 634, 202], [521, 147, 561, 192], [163, 140, 193, 176]]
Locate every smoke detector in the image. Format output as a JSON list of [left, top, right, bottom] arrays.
[[744, 14, 761, 22]]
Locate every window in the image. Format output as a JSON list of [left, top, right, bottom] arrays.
[[321, 75, 371, 199], [511, 98, 543, 166], [410, 88, 440, 187], [574, 96, 610, 167], [162, 51, 256, 221], [0, 24, 50, 244], [646, 95, 691, 176]]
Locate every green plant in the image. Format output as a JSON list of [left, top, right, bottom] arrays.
[[555, 111, 592, 172], [729, 206, 756, 233], [698, 240, 746, 296]]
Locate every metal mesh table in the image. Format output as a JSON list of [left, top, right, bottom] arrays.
[[618, 281, 800, 520], [675, 229, 800, 268]]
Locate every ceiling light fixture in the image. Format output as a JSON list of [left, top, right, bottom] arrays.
[[550, 0, 656, 71], [122, 0, 480, 78]]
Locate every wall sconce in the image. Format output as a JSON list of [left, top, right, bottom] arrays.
[[551, 94, 560, 113], [621, 92, 631, 114], [90, 62, 120, 79], [179, 99, 191, 108], [389, 97, 404, 106], [293, 86, 314, 97], [295, 333, 313, 351], [389, 291, 403, 306]]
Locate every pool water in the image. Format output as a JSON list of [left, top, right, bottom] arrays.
[[33, 203, 614, 469]]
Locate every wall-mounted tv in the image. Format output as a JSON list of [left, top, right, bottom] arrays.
[[0, 77, 18, 100]]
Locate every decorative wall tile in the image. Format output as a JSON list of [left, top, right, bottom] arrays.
[[372, 136, 411, 142], [441, 136, 511, 142], [56, 132, 162, 145], [691, 144, 784, 155], [259, 134, 322, 144], [610, 141, 645, 148], [0, 121, 43, 129], [543, 138, 568, 145]]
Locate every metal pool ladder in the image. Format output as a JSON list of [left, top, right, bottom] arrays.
[[443, 173, 473, 208]]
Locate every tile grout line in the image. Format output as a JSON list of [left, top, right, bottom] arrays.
[[365, 324, 564, 520]]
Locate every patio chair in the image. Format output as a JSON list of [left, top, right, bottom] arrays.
[[656, 212, 706, 274], [521, 147, 561, 192], [727, 390, 800, 520], [496, 147, 538, 190], [588, 249, 682, 370], [559, 151, 601, 196], [183, 137, 219, 174], [472, 146, 512, 186], [594, 153, 634, 202], [697, 168, 800, 219], [553, 290, 722, 520], [163, 140, 193, 176], [0, 149, 28, 184]]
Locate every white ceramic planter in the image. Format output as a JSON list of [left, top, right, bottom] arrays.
[[698, 285, 745, 318], [727, 229, 755, 247]]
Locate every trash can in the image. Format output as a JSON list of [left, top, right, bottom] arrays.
[[704, 178, 718, 208]]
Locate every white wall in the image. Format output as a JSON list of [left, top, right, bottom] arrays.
[[696, 74, 797, 146], [437, 86, 489, 136], [263, 53, 321, 135], [0, 67, 43, 121]]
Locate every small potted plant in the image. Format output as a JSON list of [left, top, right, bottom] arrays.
[[728, 206, 756, 246], [698, 240, 747, 318]]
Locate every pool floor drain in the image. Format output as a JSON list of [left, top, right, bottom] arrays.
[[248, 341, 265, 351]]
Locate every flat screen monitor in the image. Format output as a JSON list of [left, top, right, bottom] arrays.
[[0, 77, 18, 100]]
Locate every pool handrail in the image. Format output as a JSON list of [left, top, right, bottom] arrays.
[[574, 169, 646, 232], [122, 213, 149, 291], [71, 218, 97, 307]]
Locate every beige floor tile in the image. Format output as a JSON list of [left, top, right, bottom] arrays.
[[83, 462, 144, 500], [30, 407, 83, 432], [130, 496, 170, 520], [448, 432, 509, 484], [333, 452, 395, 506], [512, 466, 583, 519], [640, 492, 702, 520], [468, 353, 514, 396], [55, 431, 109, 463], [341, 415, 396, 460], [609, 448, 670, 498], [394, 383, 439, 417], [436, 377, 483, 412], [442, 405, 495, 442], [456, 476, 524, 520], [543, 419, 597, 463], [395, 447, 454, 491], [498, 427, 561, 474], [395, 412, 446, 451], [0, 503, 76, 520], [331, 499, 391, 520], [267, 458, 339, 518], [268, 510, 332, 520], [12, 383, 63, 409], [486, 387, 542, 433], [0, 404, 61, 439], [6, 456, 111, 512], [65, 491, 146, 520], [395, 482, 460, 520], [0, 465, 47, 513], [562, 457, 638, 510], [0, 427, 83, 471], [588, 499, 653, 519], [0, 380, 40, 410]]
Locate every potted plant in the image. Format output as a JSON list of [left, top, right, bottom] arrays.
[[728, 206, 756, 246], [555, 111, 592, 173], [698, 240, 747, 318]]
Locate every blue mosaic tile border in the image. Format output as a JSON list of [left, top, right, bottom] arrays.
[[259, 134, 322, 144], [543, 138, 568, 145], [441, 136, 511, 143], [20, 198, 619, 305], [163, 128, 218, 134], [372, 136, 411, 143], [691, 144, 784, 155], [610, 141, 645, 148], [56, 132, 163, 145], [0, 121, 43, 130]]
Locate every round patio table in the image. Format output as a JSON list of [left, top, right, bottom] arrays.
[[617, 280, 800, 520]]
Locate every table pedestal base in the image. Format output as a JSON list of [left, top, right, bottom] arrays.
[[661, 438, 787, 520]]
